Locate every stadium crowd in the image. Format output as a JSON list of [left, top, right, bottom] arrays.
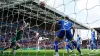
[[0, 26, 99, 50], [0, 27, 64, 49]]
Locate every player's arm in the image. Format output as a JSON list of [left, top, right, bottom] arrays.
[[80, 37, 82, 41], [72, 27, 75, 36], [42, 37, 49, 40], [50, 23, 55, 32], [17, 20, 30, 33], [50, 21, 60, 32], [93, 30, 96, 37], [80, 37, 82, 44], [71, 23, 75, 36], [76, 37, 78, 42], [15, 21, 29, 37], [35, 32, 39, 38], [23, 20, 30, 29]]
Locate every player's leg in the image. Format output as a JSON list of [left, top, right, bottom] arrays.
[[54, 37, 60, 56], [37, 40, 40, 52], [65, 41, 73, 52], [54, 30, 65, 56], [93, 43, 98, 52], [66, 30, 82, 55], [72, 39, 83, 55], [2, 47, 10, 52], [3, 42, 11, 51], [65, 42, 73, 53], [66, 46, 69, 53], [78, 44, 80, 49], [1, 41, 16, 54], [10, 42, 20, 54], [93, 40, 98, 51], [90, 41, 93, 51], [77, 43, 81, 52], [10, 41, 17, 54], [68, 43, 73, 52], [16, 43, 20, 50], [71, 39, 82, 55], [65, 42, 69, 53], [1, 48, 5, 54], [37, 45, 40, 52], [11, 42, 20, 54], [2, 43, 11, 53]]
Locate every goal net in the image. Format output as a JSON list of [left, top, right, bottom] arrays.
[[0, 0, 99, 56]]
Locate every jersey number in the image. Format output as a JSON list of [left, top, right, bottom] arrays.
[[64, 21, 68, 26]]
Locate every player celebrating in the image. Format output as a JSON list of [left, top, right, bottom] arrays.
[[77, 35, 82, 51], [90, 29, 98, 52], [65, 38, 73, 53], [50, 19, 82, 56], [1, 21, 29, 54]]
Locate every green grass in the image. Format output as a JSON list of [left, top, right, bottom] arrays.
[[0, 49, 100, 56]]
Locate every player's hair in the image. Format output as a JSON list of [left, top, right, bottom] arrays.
[[77, 34, 79, 36], [65, 16, 70, 20]]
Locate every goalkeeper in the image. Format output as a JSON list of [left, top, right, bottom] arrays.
[[1, 22, 29, 54]]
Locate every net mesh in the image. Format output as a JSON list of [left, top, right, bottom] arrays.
[[0, 0, 100, 56]]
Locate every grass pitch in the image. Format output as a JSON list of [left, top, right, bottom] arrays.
[[0, 49, 100, 56]]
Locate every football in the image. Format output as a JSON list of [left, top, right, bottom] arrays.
[[40, 1, 45, 7]]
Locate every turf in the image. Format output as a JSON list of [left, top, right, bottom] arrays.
[[0, 49, 100, 56]]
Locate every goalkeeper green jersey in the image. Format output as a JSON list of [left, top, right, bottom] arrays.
[[11, 30, 23, 42]]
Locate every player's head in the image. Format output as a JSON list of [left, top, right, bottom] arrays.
[[65, 16, 70, 20], [90, 28, 94, 31], [66, 16, 69, 19], [77, 34, 79, 37], [60, 16, 69, 21], [19, 25, 24, 30]]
